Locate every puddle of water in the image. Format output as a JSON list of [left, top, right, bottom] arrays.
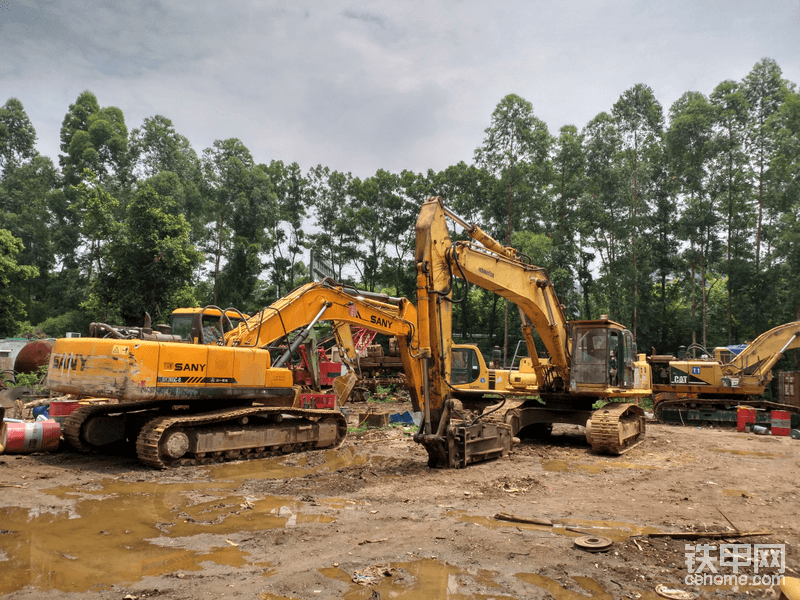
[[311, 560, 769, 600], [516, 573, 617, 600], [322, 497, 361, 510], [448, 509, 552, 534], [0, 476, 341, 595], [448, 509, 662, 542], [319, 566, 354, 584], [319, 558, 516, 600], [711, 449, 785, 459], [515, 574, 666, 600], [207, 446, 368, 480], [542, 459, 660, 474]]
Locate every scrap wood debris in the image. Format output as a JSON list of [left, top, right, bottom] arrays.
[[647, 530, 771, 540], [494, 512, 553, 526]]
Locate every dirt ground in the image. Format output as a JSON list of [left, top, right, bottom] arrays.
[[0, 399, 797, 600]]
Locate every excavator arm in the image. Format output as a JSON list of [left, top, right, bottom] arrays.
[[727, 321, 800, 380], [415, 197, 570, 408], [217, 279, 424, 407]]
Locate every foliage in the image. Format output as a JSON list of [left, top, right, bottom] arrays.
[[0, 228, 38, 337], [8, 365, 49, 389], [1, 60, 800, 371], [82, 181, 202, 325]]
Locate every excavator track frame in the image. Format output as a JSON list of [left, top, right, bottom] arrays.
[[653, 396, 800, 424], [586, 402, 646, 454], [64, 401, 347, 468]]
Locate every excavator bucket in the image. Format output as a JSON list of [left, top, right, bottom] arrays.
[[333, 370, 358, 406], [418, 417, 514, 469]]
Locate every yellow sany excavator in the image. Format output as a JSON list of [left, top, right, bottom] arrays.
[[412, 197, 651, 467], [47, 280, 423, 467], [650, 321, 800, 423]]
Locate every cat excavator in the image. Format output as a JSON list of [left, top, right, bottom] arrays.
[[47, 280, 423, 468], [650, 321, 800, 424], [412, 197, 651, 468]]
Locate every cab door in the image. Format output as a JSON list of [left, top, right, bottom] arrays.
[[621, 330, 635, 388]]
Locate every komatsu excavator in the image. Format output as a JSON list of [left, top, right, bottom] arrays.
[[47, 280, 423, 468], [412, 197, 650, 468], [650, 321, 800, 424]]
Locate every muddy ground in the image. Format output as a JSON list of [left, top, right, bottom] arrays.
[[0, 399, 797, 600]]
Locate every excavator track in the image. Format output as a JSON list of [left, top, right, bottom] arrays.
[[135, 406, 348, 469], [653, 397, 800, 424], [63, 400, 161, 452], [64, 401, 347, 468], [586, 402, 646, 455]]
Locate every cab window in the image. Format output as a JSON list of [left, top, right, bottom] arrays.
[[171, 315, 194, 341], [451, 347, 481, 385]]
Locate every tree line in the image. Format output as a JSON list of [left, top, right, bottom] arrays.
[[1, 58, 799, 368]]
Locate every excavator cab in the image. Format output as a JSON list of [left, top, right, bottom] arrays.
[[170, 307, 250, 343], [451, 345, 484, 385], [570, 320, 635, 391]]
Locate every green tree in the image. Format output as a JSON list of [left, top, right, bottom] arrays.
[[475, 94, 553, 363], [0, 229, 38, 336], [60, 91, 129, 194], [0, 98, 37, 174], [84, 184, 202, 324], [475, 94, 553, 240], [349, 170, 399, 292], [0, 98, 62, 325], [129, 115, 200, 181], [611, 84, 665, 340], [548, 125, 584, 314], [742, 58, 791, 271], [264, 161, 309, 297], [580, 112, 624, 319], [308, 166, 358, 284], [129, 115, 205, 241], [708, 80, 753, 342], [0, 156, 61, 324], [201, 139, 276, 310], [71, 170, 122, 282], [667, 91, 715, 348]]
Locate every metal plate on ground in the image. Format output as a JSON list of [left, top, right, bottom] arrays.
[[574, 535, 613, 552]]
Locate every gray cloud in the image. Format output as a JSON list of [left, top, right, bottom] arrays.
[[1, 0, 798, 177]]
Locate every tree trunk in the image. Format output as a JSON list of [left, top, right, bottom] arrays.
[[691, 255, 697, 355], [214, 215, 224, 306], [701, 237, 707, 350]]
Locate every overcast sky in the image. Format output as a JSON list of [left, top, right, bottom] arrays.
[[2, 0, 799, 178]]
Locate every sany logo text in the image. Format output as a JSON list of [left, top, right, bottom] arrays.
[[52, 354, 88, 371]]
